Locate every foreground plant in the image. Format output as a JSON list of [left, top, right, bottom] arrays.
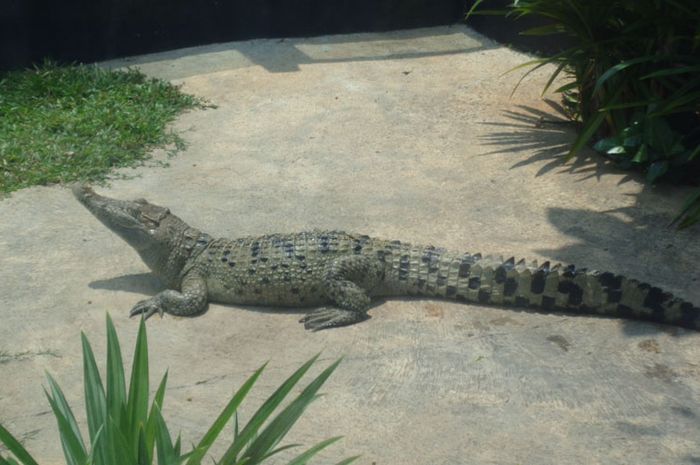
[[467, 0, 700, 227], [0, 315, 356, 465]]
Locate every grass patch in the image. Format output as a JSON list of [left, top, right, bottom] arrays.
[[0, 61, 210, 193]]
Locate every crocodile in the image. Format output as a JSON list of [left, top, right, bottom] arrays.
[[73, 185, 700, 331]]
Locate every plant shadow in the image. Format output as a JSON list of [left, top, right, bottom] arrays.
[[480, 99, 642, 185], [103, 26, 498, 79], [537, 203, 699, 336], [88, 270, 697, 336], [478, 100, 700, 336]]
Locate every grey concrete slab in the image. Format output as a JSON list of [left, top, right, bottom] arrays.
[[1, 26, 699, 465]]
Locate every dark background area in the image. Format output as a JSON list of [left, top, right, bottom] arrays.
[[1, 0, 558, 71]]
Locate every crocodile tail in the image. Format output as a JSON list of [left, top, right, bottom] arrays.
[[403, 248, 700, 330]]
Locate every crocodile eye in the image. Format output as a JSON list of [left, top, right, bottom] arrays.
[[140, 205, 170, 227]]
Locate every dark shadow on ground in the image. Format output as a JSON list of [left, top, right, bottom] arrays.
[[480, 100, 698, 232], [90, 273, 163, 296], [480, 100, 623, 181], [390, 296, 689, 337], [109, 27, 497, 77], [535, 204, 699, 337], [480, 101, 700, 336], [90, 271, 697, 336], [480, 100, 683, 196]]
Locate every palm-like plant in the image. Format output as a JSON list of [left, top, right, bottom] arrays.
[[0, 315, 357, 465], [468, 0, 700, 227]]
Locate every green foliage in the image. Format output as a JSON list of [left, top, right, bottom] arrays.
[[0, 61, 209, 193], [467, 0, 700, 227], [592, 112, 694, 183], [0, 315, 356, 465]]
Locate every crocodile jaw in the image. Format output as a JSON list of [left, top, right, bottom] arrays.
[[72, 184, 163, 252]]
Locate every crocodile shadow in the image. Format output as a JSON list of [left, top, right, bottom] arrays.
[[90, 273, 163, 296], [88, 273, 333, 317], [89, 274, 693, 336], [389, 296, 687, 337]]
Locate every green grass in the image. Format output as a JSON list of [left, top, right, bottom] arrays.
[[0, 62, 209, 193]]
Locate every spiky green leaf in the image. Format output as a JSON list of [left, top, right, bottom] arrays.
[[81, 331, 108, 465], [244, 359, 342, 463], [333, 456, 361, 465], [567, 111, 607, 159], [153, 406, 180, 465], [43, 384, 88, 465], [0, 424, 39, 465], [106, 314, 127, 424], [137, 427, 150, 465], [185, 363, 268, 465], [127, 317, 150, 459], [219, 355, 321, 464], [286, 437, 343, 465], [145, 371, 169, 461]]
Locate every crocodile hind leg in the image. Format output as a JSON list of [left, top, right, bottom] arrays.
[[300, 255, 383, 331]]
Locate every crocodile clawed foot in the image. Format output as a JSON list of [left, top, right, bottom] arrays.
[[300, 307, 369, 331], [129, 297, 165, 320]]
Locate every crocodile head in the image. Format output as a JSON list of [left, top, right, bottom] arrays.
[[73, 185, 200, 280], [73, 184, 176, 250]]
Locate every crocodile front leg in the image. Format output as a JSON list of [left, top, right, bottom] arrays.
[[130, 273, 208, 319], [301, 255, 383, 331]]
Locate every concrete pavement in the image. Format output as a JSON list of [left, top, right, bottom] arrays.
[[1, 26, 699, 464]]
